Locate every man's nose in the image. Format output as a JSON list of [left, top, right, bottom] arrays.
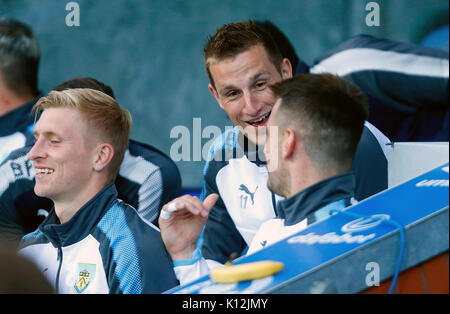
[[242, 90, 263, 116], [28, 138, 46, 161]]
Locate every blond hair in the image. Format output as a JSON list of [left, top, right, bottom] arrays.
[[33, 88, 132, 179]]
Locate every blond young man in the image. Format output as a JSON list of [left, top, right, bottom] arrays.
[[0, 77, 181, 245], [18, 89, 178, 294]]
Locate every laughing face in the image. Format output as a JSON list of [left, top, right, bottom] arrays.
[[28, 107, 98, 204], [208, 44, 292, 146]]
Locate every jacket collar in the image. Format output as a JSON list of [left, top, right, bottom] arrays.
[[0, 95, 41, 136], [39, 182, 118, 247], [276, 172, 355, 226]]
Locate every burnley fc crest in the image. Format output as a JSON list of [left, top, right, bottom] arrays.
[[74, 263, 96, 293]]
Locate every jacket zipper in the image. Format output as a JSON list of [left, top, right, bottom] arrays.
[[55, 245, 63, 293]]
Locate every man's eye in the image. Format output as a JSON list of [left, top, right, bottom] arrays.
[[50, 139, 60, 144], [226, 91, 238, 98], [255, 81, 267, 89]]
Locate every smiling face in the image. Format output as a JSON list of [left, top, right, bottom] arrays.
[[28, 107, 98, 204], [208, 44, 292, 146]]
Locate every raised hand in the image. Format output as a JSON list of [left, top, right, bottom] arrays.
[[158, 193, 219, 261]]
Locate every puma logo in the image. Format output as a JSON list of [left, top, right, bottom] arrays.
[[37, 209, 49, 218], [238, 184, 258, 205]]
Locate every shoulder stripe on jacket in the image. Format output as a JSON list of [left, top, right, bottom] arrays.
[[98, 202, 142, 294], [311, 48, 449, 78]]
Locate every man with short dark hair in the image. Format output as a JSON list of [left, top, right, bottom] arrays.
[[18, 88, 178, 294], [198, 20, 389, 265], [0, 16, 41, 163], [158, 73, 368, 284], [249, 73, 367, 253]]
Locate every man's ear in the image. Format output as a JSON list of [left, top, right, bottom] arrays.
[[208, 83, 224, 109], [280, 58, 293, 79], [281, 127, 296, 159], [93, 143, 114, 172]]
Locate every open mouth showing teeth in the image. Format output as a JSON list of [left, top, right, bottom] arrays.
[[246, 111, 271, 126], [36, 168, 54, 174]]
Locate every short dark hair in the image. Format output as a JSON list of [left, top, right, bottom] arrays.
[[0, 17, 40, 97], [270, 74, 368, 174], [255, 20, 299, 71], [52, 77, 115, 99], [204, 20, 283, 88]]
